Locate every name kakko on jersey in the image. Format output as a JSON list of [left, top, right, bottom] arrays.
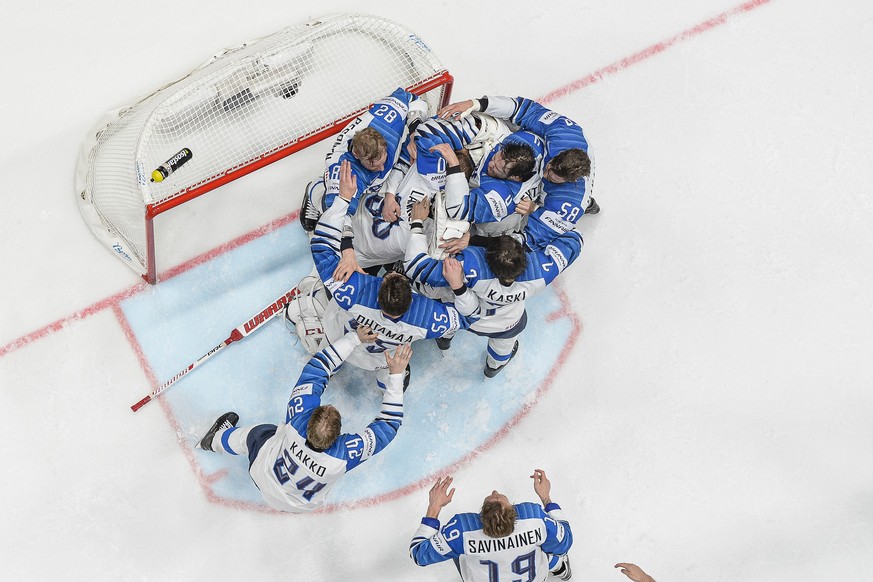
[[276, 440, 328, 478]]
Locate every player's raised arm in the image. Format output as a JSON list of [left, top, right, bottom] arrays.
[[409, 476, 461, 567], [344, 343, 411, 471], [329, 161, 368, 283], [426, 476, 455, 518], [531, 469, 573, 558], [285, 328, 370, 422], [311, 160, 364, 286], [438, 99, 477, 120]]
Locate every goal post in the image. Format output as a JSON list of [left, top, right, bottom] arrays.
[[75, 14, 454, 283]]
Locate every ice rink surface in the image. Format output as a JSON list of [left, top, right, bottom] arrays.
[[2, 1, 873, 580]]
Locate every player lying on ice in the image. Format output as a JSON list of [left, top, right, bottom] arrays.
[[197, 325, 410, 513]]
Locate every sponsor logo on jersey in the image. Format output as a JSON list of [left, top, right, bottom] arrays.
[[539, 211, 572, 233], [546, 245, 569, 272], [483, 190, 509, 220], [538, 111, 560, 125], [431, 532, 451, 555], [361, 427, 377, 457], [447, 307, 461, 331], [290, 383, 314, 398], [378, 95, 409, 115]]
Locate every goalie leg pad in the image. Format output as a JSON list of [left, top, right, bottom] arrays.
[[284, 276, 328, 354]]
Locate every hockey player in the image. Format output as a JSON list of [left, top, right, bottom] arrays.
[[310, 160, 479, 389], [300, 87, 428, 231], [404, 196, 583, 377], [439, 96, 595, 250], [412, 113, 544, 235], [338, 143, 475, 276], [197, 325, 411, 513], [409, 470, 574, 581]]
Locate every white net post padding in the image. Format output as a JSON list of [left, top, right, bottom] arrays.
[[76, 14, 453, 283]]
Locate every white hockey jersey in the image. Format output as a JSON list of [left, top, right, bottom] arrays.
[[409, 502, 573, 582], [248, 332, 403, 512], [404, 227, 583, 334], [311, 195, 478, 370]]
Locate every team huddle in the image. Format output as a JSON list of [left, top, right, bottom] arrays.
[[198, 87, 597, 581]]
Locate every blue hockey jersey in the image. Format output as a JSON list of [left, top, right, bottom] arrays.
[[311, 195, 477, 355], [482, 96, 588, 163], [413, 116, 545, 224], [322, 87, 427, 215], [404, 227, 582, 333], [482, 96, 591, 249], [524, 181, 587, 251]]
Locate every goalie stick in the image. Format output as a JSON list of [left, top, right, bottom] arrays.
[[130, 287, 299, 412]]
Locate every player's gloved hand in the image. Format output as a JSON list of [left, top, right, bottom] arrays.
[[333, 248, 365, 283], [355, 325, 378, 344], [438, 99, 478, 120], [382, 192, 401, 223]]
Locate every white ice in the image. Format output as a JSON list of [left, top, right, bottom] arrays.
[[1, 1, 872, 581]]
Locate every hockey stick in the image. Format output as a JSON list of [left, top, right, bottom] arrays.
[[130, 287, 300, 412]]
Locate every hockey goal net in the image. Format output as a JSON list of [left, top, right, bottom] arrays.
[[76, 14, 453, 283]]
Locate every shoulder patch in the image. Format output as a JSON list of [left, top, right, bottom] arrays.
[[483, 190, 509, 220], [546, 244, 569, 272], [290, 382, 314, 398]]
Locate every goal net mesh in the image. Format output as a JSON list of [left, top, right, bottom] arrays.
[[77, 14, 451, 280]]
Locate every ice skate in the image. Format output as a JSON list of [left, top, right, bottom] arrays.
[[300, 180, 323, 232], [484, 341, 519, 378], [435, 336, 453, 352], [550, 554, 572, 580], [198, 411, 239, 452], [585, 196, 600, 215]]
